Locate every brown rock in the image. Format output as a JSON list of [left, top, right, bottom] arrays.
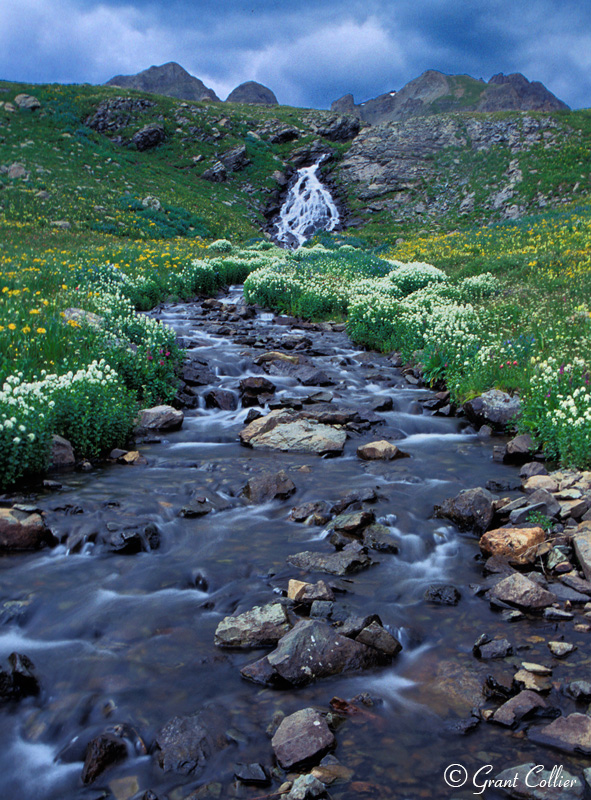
[[49, 434, 75, 467], [488, 573, 556, 610], [491, 689, 546, 726], [136, 405, 183, 432], [271, 708, 334, 769], [523, 475, 559, 493], [0, 508, 55, 551], [81, 733, 128, 784], [529, 713, 591, 754], [479, 526, 545, 565], [356, 440, 409, 460]]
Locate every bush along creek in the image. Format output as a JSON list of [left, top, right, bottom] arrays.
[[3, 244, 591, 799]]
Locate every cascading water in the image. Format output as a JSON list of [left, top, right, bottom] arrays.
[[274, 157, 340, 248]]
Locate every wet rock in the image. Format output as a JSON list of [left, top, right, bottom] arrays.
[[424, 584, 461, 605], [477, 638, 513, 659], [154, 707, 228, 775], [271, 708, 334, 769], [81, 732, 128, 784], [182, 363, 216, 386], [286, 773, 328, 799], [332, 510, 375, 534], [240, 410, 346, 456], [0, 653, 39, 702], [548, 641, 576, 658], [489, 573, 557, 610], [362, 523, 400, 553], [494, 763, 583, 800], [289, 501, 331, 525], [132, 123, 165, 150], [573, 529, 591, 582], [242, 619, 388, 687], [102, 522, 160, 554], [565, 680, 591, 700], [288, 544, 373, 575], [255, 351, 300, 366], [289, 366, 334, 386], [234, 762, 270, 785], [242, 470, 296, 504], [204, 389, 237, 411], [434, 487, 496, 535], [463, 389, 521, 429], [529, 713, 591, 754], [239, 376, 276, 406], [357, 440, 409, 460], [331, 487, 378, 515], [50, 434, 75, 467], [136, 405, 183, 432], [491, 690, 546, 727], [504, 433, 535, 464], [513, 669, 552, 693], [288, 579, 334, 603], [479, 526, 546, 566], [355, 621, 402, 657], [0, 507, 55, 551], [214, 603, 291, 648]]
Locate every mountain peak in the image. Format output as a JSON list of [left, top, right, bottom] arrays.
[[226, 81, 278, 105], [106, 62, 219, 102]]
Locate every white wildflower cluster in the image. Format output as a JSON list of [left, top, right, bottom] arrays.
[[387, 261, 448, 294], [207, 238, 233, 254]]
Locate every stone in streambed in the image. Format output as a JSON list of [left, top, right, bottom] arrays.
[[271, 708, 334, 769], [0, 507, 56, 551], [136, 405, 183, 432], [154, 706, 228, 775], [479, 526, 546, 566], [240, 410, 346, 456], [424, 584, 461, 605], [355, 621, 402, 657], [286, 774, 328, 799], [289, 501, 331, 526], [488, 573, 556, 610], [234, 762, 270, 785], [0, 652, 40, 702], [81, 732, 128, 784], [548, 641, 576, 658], [573, 528, 591, 582], [287, 579, 334, 603], [434, 487, 496, 535], [504, 433, 535, 464], [494, 763, 583, 800], [362, 523, 400, 553], [463, 389, 521, 429], [356, 440, 409, 460], [491, 690, 546, 727], [242, 470, 296, 504], [528, 713, 591, 755], [214, 603, 291, 648], [288, 544, 373, 576], [102, 522, 160, 554], [204, 388, 238, 411], [332, 509, 375, 534], [50, 434, 75, 467]]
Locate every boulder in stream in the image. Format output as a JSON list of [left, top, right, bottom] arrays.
[[242, 470, 296, 504], [241, 618, 395, 687], [154, 706, 228, 775], [0, 652, 40, 702], [288, 543, 373, 575], [81, 732, 128, 784], [204, 388, 238, 411], [0, 507, 56, 551], [463, 389, 522, 430], [271, 708, 334, 769], [214, 603, 291, 648], [488, 573, 556, 610], [357, 440, 409, 461], [240, 409, 346, 456], [434, 487, 496, 535], [135, 405, 183, 433], [479, 526, 546, 566], [528, 713, 591, 755]]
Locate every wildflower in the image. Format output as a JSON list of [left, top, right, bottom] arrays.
[[8, 323, 16, 330], [36, 328, 46, 334]]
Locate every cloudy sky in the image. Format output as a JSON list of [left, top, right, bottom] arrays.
[[1, 0, 590, 109]]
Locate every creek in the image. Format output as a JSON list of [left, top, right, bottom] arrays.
[[0, 288, 588, 800]]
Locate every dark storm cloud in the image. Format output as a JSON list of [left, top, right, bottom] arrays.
[[0, 0, 589, 109]]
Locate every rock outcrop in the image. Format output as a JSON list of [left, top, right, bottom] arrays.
[[106, 62, 219, 102]]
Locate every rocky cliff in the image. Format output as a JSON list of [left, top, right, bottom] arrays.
[[106, 62, 220, 102], [332, 70, 569, 125]]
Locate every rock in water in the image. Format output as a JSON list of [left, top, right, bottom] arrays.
[[434, 487, 496, 534], [479, 526, 546, 565], [154, 707, 228, 775], [136, 405, 183, 432], [214, 604, 291, 648], [357, 440, 409, 460], [488, 573, 556, 610], [463, 389, 522, 429], [81, 733, 128, 784], [242, 470, 296, 504], [0, 507, 55, 551], [529, 713, 591, 755], [271, 708, 334, 768], [240, 410, 346, 456]]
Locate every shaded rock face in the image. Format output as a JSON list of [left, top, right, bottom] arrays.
[[136, 405, 183, 432], [0, 652, 40, 702], [242, 470, 296, 504], [81, 733, 128, 784], [488, 573, 556, 610], [154, 707, 228, 775], [463, 390, 522, 429], [331, 69, 568, 125], [84, 97, 157, 134], [132, 123, 166, 151], [287, 544, 373, 576], [226, 81, 278, 105], [106, 62, 219, 102], [271, 708, 334, 769]]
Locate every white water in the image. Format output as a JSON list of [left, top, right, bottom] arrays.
[[275, 158, 340, 247]]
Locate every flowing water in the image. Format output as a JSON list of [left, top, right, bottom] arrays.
[[274, 158, 340, 248], [0, 290, 588, 800]]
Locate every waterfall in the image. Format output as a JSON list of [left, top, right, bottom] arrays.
[[274, 157, 340, 248]]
